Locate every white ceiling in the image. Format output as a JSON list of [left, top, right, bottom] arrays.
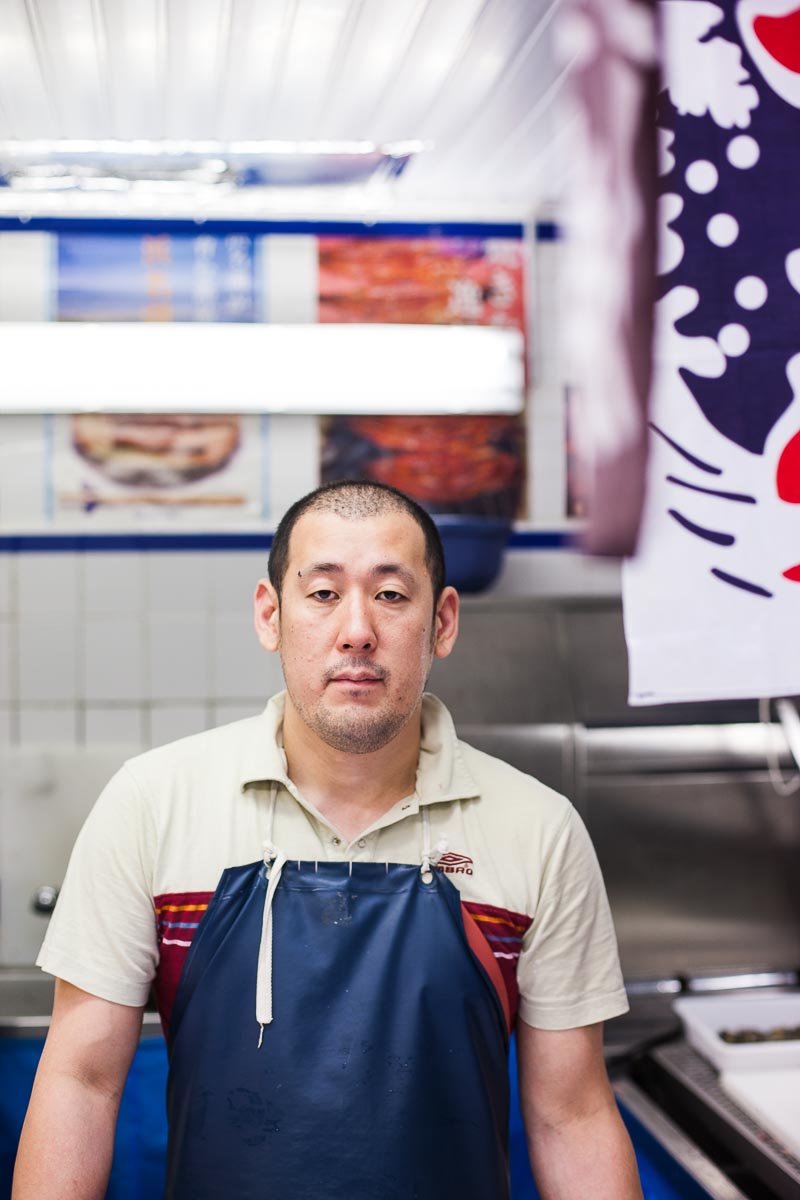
[[0, 0, 572, 220]]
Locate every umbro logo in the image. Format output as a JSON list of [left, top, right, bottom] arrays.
[[436, 851, 474, 877]]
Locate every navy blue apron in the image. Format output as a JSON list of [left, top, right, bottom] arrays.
[[164, 814, 511, 1200]]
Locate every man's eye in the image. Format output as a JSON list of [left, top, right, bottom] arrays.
[[377, 590, 405, 602], [311, 590, 337, 602]]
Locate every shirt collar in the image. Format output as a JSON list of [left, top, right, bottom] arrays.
[[239, 691, 479, 807]]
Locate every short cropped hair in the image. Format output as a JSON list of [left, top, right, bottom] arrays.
[[268, 480, 445, 605]]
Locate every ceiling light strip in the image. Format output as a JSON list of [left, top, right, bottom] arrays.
[[0, 321, 525, 414]]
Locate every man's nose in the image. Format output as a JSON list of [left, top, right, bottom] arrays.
[[336, 597, 377, 653]]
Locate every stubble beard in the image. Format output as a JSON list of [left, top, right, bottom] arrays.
[[282, 655, 424, 755], [303, 700, 414, 754]]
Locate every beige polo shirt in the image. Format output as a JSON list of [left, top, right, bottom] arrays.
[[37, 692, 628, 1033]]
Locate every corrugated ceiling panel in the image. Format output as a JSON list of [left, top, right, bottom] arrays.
[[102, 0, 165, 139], [311, 0, 432, 140], [266, 0, 354, 138], [364, 0, 488, 142], [217, 0, 294, 139], [33, 0, 109, 135], [415, 1, 562, 183], [162, 0, 234, 139], [387, 0, 545, 147], [0, 0, 55, 137], [0, 0, 570, 216]]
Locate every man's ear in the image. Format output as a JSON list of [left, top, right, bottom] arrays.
[[254, 578, 281, 652], [433, 586, 459, 660]]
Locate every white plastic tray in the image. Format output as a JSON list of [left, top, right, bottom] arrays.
[[673, 994, 800, 1073], [721, 1069, 800, 1159]]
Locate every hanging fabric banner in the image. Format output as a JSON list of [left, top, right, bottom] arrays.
[[559, 0, 658, 556], [624, 0, 800, 704]]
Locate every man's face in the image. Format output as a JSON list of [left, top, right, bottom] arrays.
[[255, 508, 458, 754]]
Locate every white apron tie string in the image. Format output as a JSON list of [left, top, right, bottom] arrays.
[[256, 783, 285, 1048], [420, 806, 448, 883]]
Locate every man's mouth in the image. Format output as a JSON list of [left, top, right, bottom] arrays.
[[326, 661, 388, 686], [331, 673, 383, 684]]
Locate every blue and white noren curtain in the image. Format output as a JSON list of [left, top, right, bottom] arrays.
[[623, 0, 800, 704]]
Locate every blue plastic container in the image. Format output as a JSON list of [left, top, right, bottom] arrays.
[[433, 515, 512, 593]]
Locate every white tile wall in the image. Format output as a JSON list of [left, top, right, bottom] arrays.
[[84, 553, 145, 615], [18, 706, 78, 745], [212, 610, 284, 699], [207, 551, 266, 614], [84, 705, 145, 746], [146, 552, 209, 613], [0, 617, 11, 702], [84, 615, 145, 701], [18, 617, 80, 702], [212, 700, 264, 726], [0, 548, 287, 747], [0, 553, 11, 613], [18, 552, 80, 613], [150, 704, 211, 746], [148, 613, 211, 700]]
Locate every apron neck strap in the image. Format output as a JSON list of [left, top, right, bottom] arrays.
[[420, 806, 448, 883], [257, 782, 286, 1048]]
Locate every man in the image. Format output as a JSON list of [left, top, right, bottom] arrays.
[[14, 480, 642, 1199]]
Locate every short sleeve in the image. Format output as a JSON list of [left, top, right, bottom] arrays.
[[517, 807, 629, 1030], [36, 763, 159, 1007]]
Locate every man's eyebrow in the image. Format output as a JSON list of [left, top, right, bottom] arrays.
[[373, 563, 416, 585], [299, 562, 417, 585], [301, 562, 343, 576]]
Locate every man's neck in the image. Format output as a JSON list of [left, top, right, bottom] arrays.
[[281, 700, 422, 843]]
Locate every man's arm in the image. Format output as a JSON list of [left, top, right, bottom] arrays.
[[517, 1018, 643, 1200], [12, 979, 144, 1200]]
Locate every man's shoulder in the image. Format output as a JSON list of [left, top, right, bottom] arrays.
[[455, 735, 573, 826]]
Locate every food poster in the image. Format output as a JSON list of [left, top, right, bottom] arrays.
[[50, 414, 267, 526], [57, 232, 260, 322], [318, 237, 527, 518], [623, 1, 800, 704], [47, 233, 266, 525]]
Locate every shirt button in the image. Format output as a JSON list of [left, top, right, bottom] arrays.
[[332, 837, 341, 846], [358, 838, 367, 848]]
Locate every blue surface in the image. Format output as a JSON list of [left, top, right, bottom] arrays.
[[0, 1037, 168, 1200], [2, 1034, 713, 1199]]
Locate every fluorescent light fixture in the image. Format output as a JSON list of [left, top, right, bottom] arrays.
[[0, 323, 524, 415], [0, 139, 431, 200]]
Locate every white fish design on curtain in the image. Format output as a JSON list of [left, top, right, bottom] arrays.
[[623, 0, 800, 704]]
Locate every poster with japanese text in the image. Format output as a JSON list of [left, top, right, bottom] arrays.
[[57, 232, 259, 323]]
